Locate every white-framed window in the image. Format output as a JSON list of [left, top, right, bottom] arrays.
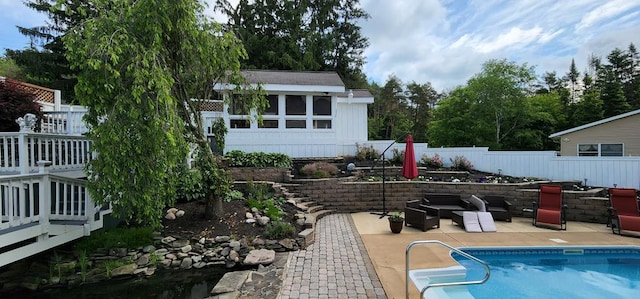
[[312, 96, 332, 129], [578, 143, 623, 156], [285, 95, 307, 128]]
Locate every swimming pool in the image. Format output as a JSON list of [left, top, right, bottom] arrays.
[[451, 246, 640, 299]]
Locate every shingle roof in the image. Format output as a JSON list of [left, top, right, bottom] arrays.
[[337, 89, 373, 98], [241, 70, 345, 87]]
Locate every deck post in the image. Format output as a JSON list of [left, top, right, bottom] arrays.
[[37, 160, 52, 241], [17, 132, 29, 174]]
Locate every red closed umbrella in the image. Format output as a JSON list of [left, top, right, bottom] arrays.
[[401, 134, 419, 179]]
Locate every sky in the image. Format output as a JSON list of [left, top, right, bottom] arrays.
[[2, 0, 640, 92]]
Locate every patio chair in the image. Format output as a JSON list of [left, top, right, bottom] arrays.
[[404, 200, 440, 231], [607, 188, 640, 235], [479, 195, 512, 222], [532, 185, 567, 230]]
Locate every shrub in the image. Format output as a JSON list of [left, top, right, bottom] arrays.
[[76, 227, 154, 253], [299, 162, 338, 178], [246, 181, 273, 201], [174, 163, 205, 202], [420, 153, 443, 168], [0, 80, 43, 132], [355, 143, 380, 161], [389, 148, 405, 165], [224, 150, 292, 168], [263, 221, 295, 239], [246, 197, 284, 220], [224, 190, 244, 202], [450, 155, 474, 171]]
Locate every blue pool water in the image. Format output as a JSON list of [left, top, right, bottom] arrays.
[[451, 246, 640, 299]]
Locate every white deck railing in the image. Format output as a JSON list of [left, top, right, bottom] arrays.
[[41, 111, 89, 135], [0, 132, 91, 174], [0, 165, 110, 267]]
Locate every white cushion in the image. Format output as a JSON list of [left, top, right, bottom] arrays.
[[478, 212, 497, 232], [469, 195, 486, 212], [463, 212, 482, 232]]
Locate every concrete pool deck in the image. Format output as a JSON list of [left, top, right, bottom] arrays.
[[351, 212, 640, 299]]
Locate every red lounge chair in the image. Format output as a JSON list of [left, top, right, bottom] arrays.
[[532, 185, 567, 230], [608, 188, 640, 235]]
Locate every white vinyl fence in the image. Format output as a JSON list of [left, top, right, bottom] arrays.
[[361, 142, 640, 189]]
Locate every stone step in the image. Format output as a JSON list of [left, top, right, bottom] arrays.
[[307, 205, 324, 214]]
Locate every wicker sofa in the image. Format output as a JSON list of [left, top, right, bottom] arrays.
[[423, 193, 475, 219]]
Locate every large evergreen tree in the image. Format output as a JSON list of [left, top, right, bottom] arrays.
[[215, 0, 369, 88], [5, 1, 95, 103]]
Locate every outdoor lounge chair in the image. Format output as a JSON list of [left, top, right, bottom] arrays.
[[404, 200, 440, 231], [532, 185, 567, 230], [607, 188, 640, 235], [479, 195, 512, 222]]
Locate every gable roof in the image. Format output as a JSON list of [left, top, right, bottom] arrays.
[[214, 70, 346, 94], [241, 70, 344, 87], [549, 109, 640, 138]]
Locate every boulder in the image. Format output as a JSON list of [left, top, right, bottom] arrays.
[[243, 249, 276, 265]]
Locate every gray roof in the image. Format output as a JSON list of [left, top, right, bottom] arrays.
[[549, 109, 640, 138], [241, 70, 345, 87], [337, 89, 373, 98]]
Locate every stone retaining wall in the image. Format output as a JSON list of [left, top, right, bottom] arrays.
[[228, 167, 292, 183], [285, 179, 611, 224]]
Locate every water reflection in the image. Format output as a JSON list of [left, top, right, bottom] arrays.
[[4, 268, 226, 299]]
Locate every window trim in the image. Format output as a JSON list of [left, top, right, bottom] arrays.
[[577, 143, 624, 157]]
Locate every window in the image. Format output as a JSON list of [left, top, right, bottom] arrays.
[[264, 95, 278, 115], [229, 94, 249, 115], [230, 119, 250, 129], [314, 120, 331, 129], [601, 144, 623, 156], [259, 120, 279, 128], [578, 143, 623, 156], [286, 120, 306, 128], [313, 96, 331, 115], [286, 95, 306, 115]]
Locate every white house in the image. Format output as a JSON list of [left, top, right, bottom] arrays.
[[209, 70, 374, 158]]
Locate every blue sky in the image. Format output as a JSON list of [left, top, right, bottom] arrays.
[[2, 0, 640, 91]]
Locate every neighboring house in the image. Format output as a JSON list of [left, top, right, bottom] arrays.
[[210, 70, 374, 158], [549, 109, 640, 156]]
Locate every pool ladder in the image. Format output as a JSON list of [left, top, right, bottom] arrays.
[[405, 240, 491, 299]]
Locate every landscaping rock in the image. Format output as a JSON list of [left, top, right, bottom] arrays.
[[175, 210, 185, 217], [110, 264, 137, 277], [257, 216, 270, 226], [243, 249, 275, 265]]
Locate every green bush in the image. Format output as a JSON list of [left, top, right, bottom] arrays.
[[224, 150, 292, 167], [263, 221, 295, 239], [246, 197, 284, 220], [224, 190, 244, 202], [76, 227, 154, 253], [174, 163, 205, 202], [450, 155, 474, 171], [355, 143, 380, 161], [420, 153, 443, 168], [246, 181, 273, 201], [300, 162, 338, 178], [389, 148, 405, 165]]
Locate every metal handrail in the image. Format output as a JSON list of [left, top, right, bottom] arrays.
[[405, 240, 491, 299]]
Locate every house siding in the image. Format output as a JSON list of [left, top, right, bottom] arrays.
[[558, 113, 640, 156]]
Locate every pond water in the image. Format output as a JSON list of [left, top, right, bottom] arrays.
[[2, 268, 226, 299]]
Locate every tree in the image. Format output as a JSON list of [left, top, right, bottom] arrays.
[[215, 0, 369, 88], [427, 87, 477, 147], [405, 82, 439, 142], [62, 0, 264, 227], [0, 56, 24, 79], [367, 75, 411, 140], [5, 1, 95, 103], [0, 80, 43, 132], [566, 58, 580, 102]]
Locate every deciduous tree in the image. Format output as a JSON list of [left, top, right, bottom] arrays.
[[62, 0, 264, 227]]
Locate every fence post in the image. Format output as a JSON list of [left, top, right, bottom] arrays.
[[38, 160, 52, 241]]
